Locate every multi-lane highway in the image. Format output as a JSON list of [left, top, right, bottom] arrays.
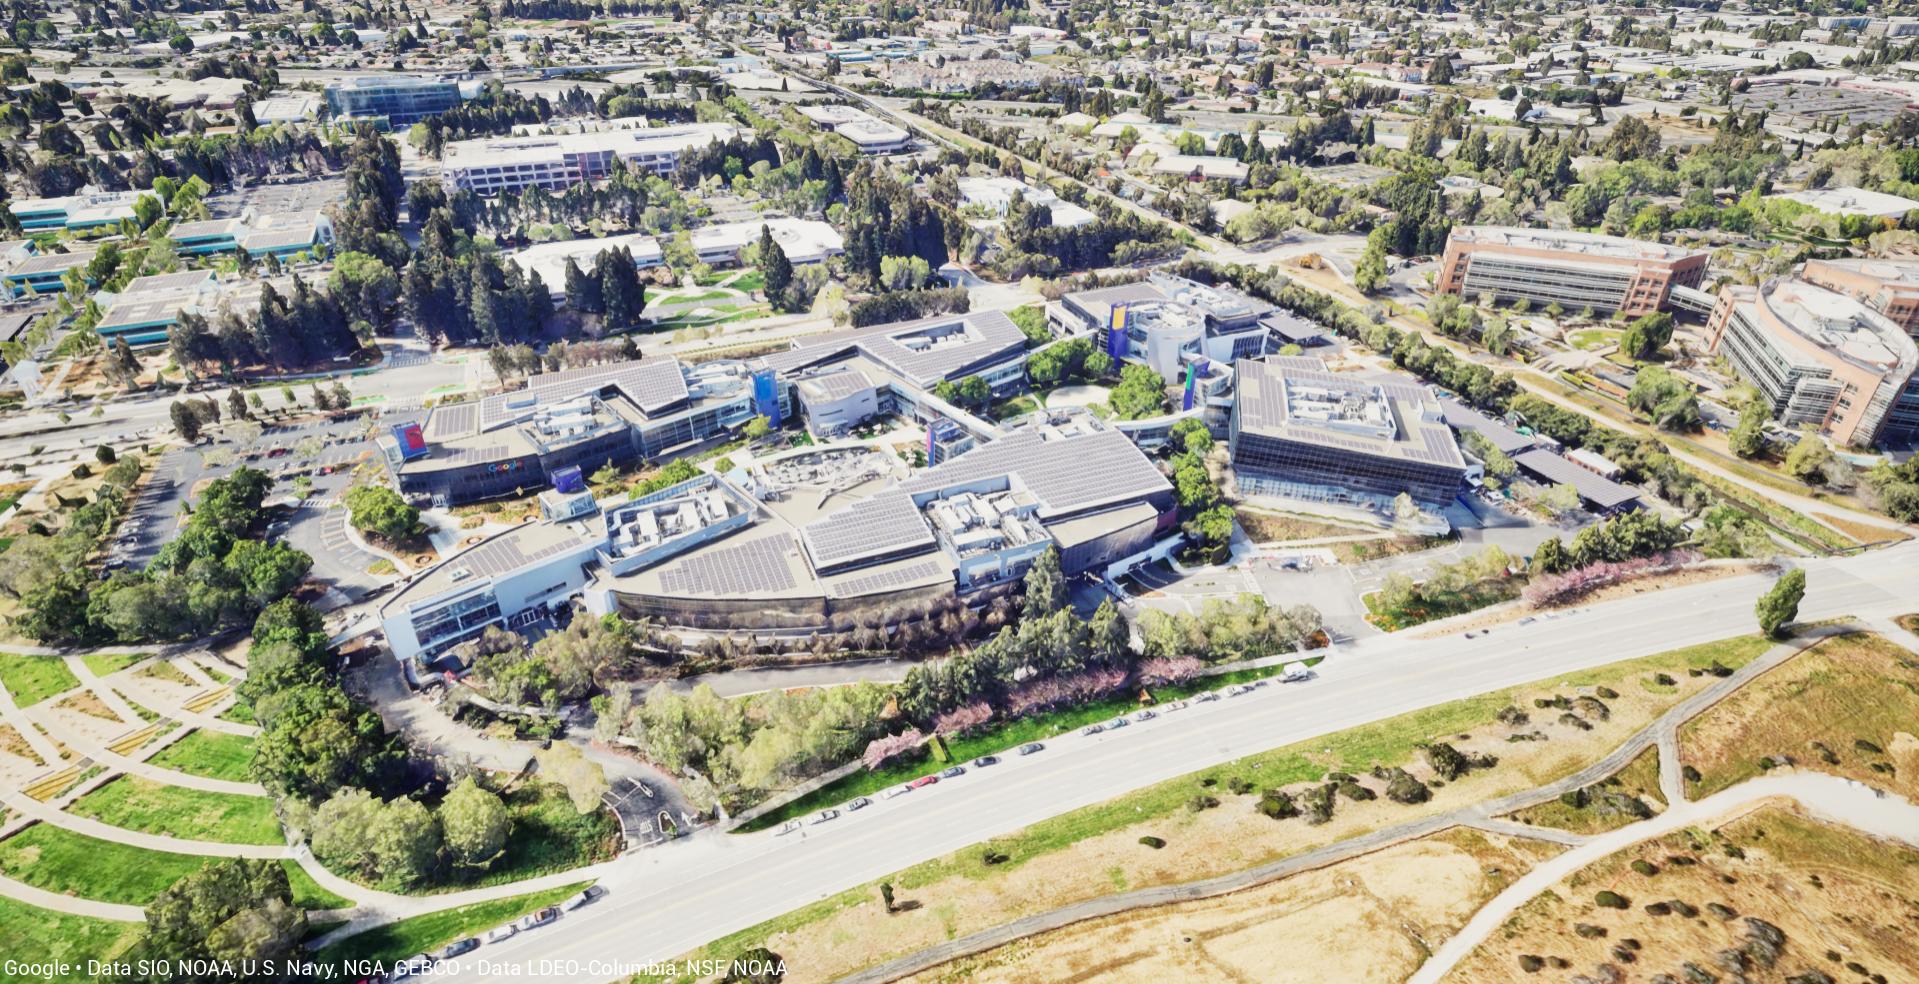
[[410, 542, 1918, 983]]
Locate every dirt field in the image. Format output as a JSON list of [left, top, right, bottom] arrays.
[[902, 828, 1560, 984], [1507, 745, 1666, 836], [1447, 805, 1919, 984], [1233, 507, 1373, 544], [666, 637, 1775, 982], [1681, 631, 1919, 801]]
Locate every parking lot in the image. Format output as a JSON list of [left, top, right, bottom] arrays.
[[208, 176, 347, 220]]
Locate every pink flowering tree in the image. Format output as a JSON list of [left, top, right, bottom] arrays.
[[862, 728, 925, 771], [932, 701, 993, 736], [1137, 656, 1203, 686]]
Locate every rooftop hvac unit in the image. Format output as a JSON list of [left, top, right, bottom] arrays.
[[448, 567, 472, 582]]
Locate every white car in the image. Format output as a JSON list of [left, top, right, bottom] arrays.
[[776, 820, 802, 835], [484, 924, 518, 944]]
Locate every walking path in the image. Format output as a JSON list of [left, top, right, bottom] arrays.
[[1409, 774, 1919, 984], [0, 780, 282, 859], [13, 701, 266, 796], [64, 657, 143, 725], [0, 678, 66, 764], [834, 627, 1844, 984]]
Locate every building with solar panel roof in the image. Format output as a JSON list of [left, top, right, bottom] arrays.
[[1230, 356, 1469, 512], [379, 357, 773, 506]]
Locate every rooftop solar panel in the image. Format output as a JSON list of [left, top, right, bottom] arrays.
[[658, 533, 801, 595], [801, 492, 936, 569], [828, 558, 948, 598]]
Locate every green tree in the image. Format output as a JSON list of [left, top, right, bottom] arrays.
[[223, 540, 313, 606], [743, 415, 772, 440], [170, 400, 203, 442], [1755, 568, 1804, 638], [1021, 546, 1068, 620], [439, 777, 510, 869], [1531, 536, 1570, 575], [759, 226, 794, 309], [535, 741, 609, 814], [1728, 403, 1768, 458], [1619, 312, 1674, 361], [328, 251, 401, 331], [343, 485, 420, 543], [129, 859, 303, 982], [1784, 435, 1833, 485]]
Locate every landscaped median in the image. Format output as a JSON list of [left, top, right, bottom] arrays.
[[736, 658, 1321, 833], [643, 635, 1776, 982]]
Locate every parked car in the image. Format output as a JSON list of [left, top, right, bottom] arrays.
[[439, 938, 480, 959], [1163, 699, 1189, 712], [974, 755, 1001, 767], [1134, 709, 1157, 722], [846, 796, 873, 811], [1017, 743, 1044, 756], [1280, 662, 1313, 683], [1224, 685, 1249, 697], [938, 766, 965, 779], [1081, 723, 1105, 736], [812, 808, 840, 824], [516, 907, 559, 931], [1106, 717, 1129, 729], [883, 785, 911, 799], [483, 925, 518, 944], [560, 886, 605, 910], [1194, 691, 1221, 703], [907, 775, 939, 789]]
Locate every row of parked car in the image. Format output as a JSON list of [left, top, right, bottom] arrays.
[[384, 886, 606, 981], [778, 662, 1317, 833]]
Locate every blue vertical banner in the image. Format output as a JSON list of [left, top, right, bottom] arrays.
[[1106, 304, 1130, 361], [1182, 362, 1197, 412], [751, 368, 783, 427]]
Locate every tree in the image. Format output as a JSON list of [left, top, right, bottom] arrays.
[[879, 255, 930, 292], [329, 251, 401, 331], [1784, 435, 1833, 485], [439, 777, 510, 869], [1531, 536, 1570, 575], [95, 444, 117, 465], [1755, 568, 1803, 638], [311, 789, 442, 888], [1728, 403, 1768, 458], [344, 485, 420, 543], [1354, 226, 1390, 293], [535, 741, 608, 814], [1619, 312, 1674, 361], [170, 400, 203, 442], [759, 226, 794, 309], [743, 415, 772, 441], [223, 540, 313, 606], [130, 859, 303, 980], [1021, 547, 1067, 620]]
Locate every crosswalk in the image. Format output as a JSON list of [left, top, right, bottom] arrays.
[[298, 497, 337, 510]]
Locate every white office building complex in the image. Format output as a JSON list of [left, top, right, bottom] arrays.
[[796, 105, 912, 153], [440, 123, 740, 195]]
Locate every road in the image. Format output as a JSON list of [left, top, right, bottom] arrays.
[[408, 541, 1919, 983]]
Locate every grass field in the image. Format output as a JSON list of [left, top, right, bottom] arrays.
[[0, 824, 211, 904], [218, 700, 255, 725], [79, 654, 143, 677], [283, 859, 354, 910], [313, 882, 590, 969], [0, 896, 139, 980], [0, 654, 79, 707], [69, 776, 282, 845], [1364, 577, 1524, 631], [1681, 631, 1919, 799], [147, 730, 256, 783]]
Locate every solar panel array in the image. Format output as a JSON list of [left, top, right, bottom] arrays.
[[863, 309, 1027, 386], [659, 534, 801, 595], [802, 492, 935, 569], [100, 294, 186, 329], [121, 271, 215, 295], [463, 530, 592, 579], [437, 442, 517, 464], [426, 402, 479, 440], [1514, 449, 1642, 509], [828, 558, 947, 598], [1237, 358, 1464, 467], [899, 429, 1170, 516]]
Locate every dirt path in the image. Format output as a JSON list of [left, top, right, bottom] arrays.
[[1408, 773, 1919, 984]]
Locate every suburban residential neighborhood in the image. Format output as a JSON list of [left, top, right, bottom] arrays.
[[0, 0, 1918, 982]]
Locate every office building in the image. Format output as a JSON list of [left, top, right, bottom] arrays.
[[440, 123, 740, 196], [7, 191, 149, 234], [166, 210, 335, 260], [505, 234, 665, 298], [3, 248, 97, 297], [96, 271, 220, 347], [1800, 257, 1919, 337], [1436, 226, 1710, 315], [1052, 274, 1271, 385], [796, 105, 912, 153], [1230, 356, 1469, 510], [380, 356, 771, 506], [1705, 277, 1919, 447], [689, 218, 844, 266], [956, 176, 1097, 228], [1768, 186, 1919, 219], [324, 75, 463, 125]]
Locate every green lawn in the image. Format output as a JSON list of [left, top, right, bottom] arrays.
[[148, 730, 256, 783], [80, 653, 143, 677], [429, 782, 620, 892], [0, 895, 140, 980], [218, 700, 255, 725], [0, 824, 211, 905], [740, 659, 1313, 832], [283, 859, 354, 911], [69, 776, 282, 846], [313, 882, 590, 969], [0, 655, 80, 707]]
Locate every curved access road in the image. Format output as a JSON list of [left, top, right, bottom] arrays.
[[386, 541, 1919, 984]]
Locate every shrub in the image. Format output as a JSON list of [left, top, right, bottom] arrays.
[[1631, 859, 1659, 877], [1558, 712, 1594, 731], [1517, 955, 1544, 973], [1653, 672, 1677, 686], [1421, 741, 1470, 781], [1186, 795, 1219, 812], [1644, 901, 1673, 916], [1227, 777, 1255, 795], [1854, 739, 1883, 754], [1595, 890, 1630, 909], [1596, 686, 1620, 699], [1301, 784, 1336, 824], [1497, 705, 1530, 726], [1707, 902, 1738, 920], [1574, 923, 1608, 939], [1138, 835, 1165, 849], [1382, 769, 1431, 804], [1256, 790, 1299, 819], [981, 849, 1009, 865]]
